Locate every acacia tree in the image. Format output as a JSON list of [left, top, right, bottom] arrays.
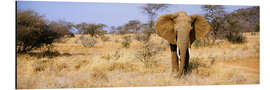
[[224, 15, 246, 43], [126, 20, 141, 33], [122, 20, 142, 33], [48, 20, 74, 38], [141, 4, 170, 41], [201, 5, 225, 42], [116, 26, 125, 34], [86, 24, 107, 37], [115, 20, 142, 34], [109, 26, 117, 34], [141, 4, 170, 34], [76, 23, 107, 37], [76, 22, 88, 34]]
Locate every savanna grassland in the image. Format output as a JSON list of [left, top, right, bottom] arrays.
[[17, 32, 259, 89]]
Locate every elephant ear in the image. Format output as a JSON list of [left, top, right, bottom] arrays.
[[190, 14, 211, 44], [154, 13, 178, 44]]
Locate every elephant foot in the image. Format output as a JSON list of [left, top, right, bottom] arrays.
[[171, 71, 179, 78], [171, 73, 184, 79], [171, 71, 185, 79], [176, 73, 185, 79]]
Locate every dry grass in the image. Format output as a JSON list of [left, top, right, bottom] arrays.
[[17, 33, 260, 89]]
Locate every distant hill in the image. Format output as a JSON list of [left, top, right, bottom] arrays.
[[222, 6, 260, 32]]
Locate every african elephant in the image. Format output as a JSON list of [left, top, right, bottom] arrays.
[[154, 11, 210, 77]]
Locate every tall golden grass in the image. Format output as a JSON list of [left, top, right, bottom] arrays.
[[17, 33, 260, 89]]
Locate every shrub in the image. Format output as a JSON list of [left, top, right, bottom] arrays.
[[121, 40, 130, 48], [74, 60, 89, 69], [134, 34, 148, 42], [100, 36, 110, 42], [101, 50, 121, 61], [47, 21, 75, 43], [29, 50, 60, 58], [255, 23, 260, 32], [16, 10, 62, 53], [27, 45, 60, 58], [101, 54, 112, 61], [225, 32, 246, 43], [77, 23, 107, 37], [113, 50, 121, 60], [121, 36, 131, 48], [48, 21, 74, 38], [135, 42, 160, 68], [193, 38, 206, 48], [108, 62, 138, 72], [142, 28, 152, 41], [223, 16, 246, 44], [78, 36, 97, 48], [97, 30, 107, 37], [91, 69, 108, 82]]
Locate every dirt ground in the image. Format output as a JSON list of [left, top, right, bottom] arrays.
[[17, 33, 260, 89]]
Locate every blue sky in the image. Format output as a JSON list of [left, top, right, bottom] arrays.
[[17, 1, 252, 27]]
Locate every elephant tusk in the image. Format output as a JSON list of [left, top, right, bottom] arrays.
[[177, 46, 181, 62], [176, 47, 190, 64]]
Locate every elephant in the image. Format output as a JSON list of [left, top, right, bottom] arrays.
[[154, 11, 210, 77]]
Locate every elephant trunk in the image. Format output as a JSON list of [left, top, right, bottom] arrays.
[[176, 29, 190, 77]]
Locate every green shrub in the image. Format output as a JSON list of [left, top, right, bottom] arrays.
[[16, 10, 61, 53], [121, 40, 130, 48], [255, 23, 260, 32], [17, 10, 74, 53], [142, 28, 152, 41], [100, 36, 110, 42], [225, 32, 246, 43], [121, 36, 131, 48], [134, 34, 148, 42], [193, 38, 205, 48]]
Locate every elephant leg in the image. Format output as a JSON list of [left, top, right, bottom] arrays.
[[170, 44, 179, 72], [184, 48, 190, 74]]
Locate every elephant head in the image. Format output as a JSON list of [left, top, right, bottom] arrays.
[[154, 11, 210, 77]]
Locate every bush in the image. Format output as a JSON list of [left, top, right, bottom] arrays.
[[47, 21, 75, 43], [222, 16, 246, 44], [76, 23, 107, 37], [134, 34, 148, 42], [91, 69, 108, 82], [121, 36, 131, 48], [48, 21, 74, 38], [16, 10, 62, 53], [100, 36, 110, 42], [29, 49, 60, 58], [135, 42, 160, 68], [78, 36, 97, 48], [193, 38, 206, 48], [255, 23, 260, 32], [97, 30, 107, 37], [121, 40, 130, 48], [142, 28, 152, 41], [225, 32, 246, 43]]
